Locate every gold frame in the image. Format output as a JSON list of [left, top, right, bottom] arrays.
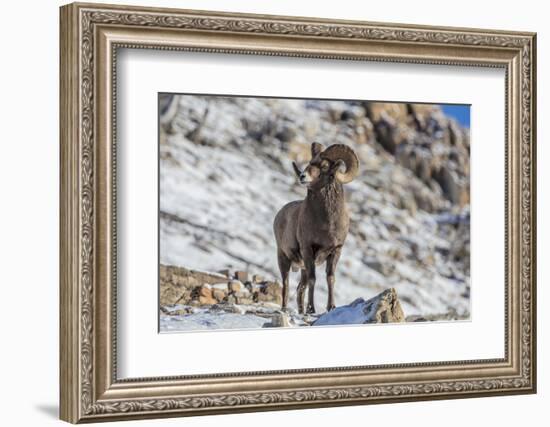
[[60, 2, 537, 423]]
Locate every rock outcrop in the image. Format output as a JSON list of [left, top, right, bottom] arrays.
[[160, 286, 409, 331], [159, 264, 228, 306], [160, 264, 282, 308], [313, 288, 405, 326]]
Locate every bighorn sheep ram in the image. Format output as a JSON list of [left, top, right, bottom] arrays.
[[273, 143, 359, 314]]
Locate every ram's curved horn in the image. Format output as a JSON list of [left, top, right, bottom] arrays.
[[321, 144, 359, 184]]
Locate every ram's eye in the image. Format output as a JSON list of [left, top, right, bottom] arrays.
[[320, 160, 330, 172]]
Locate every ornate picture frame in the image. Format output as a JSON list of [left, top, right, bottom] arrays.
[[60, 2, 536, 423]]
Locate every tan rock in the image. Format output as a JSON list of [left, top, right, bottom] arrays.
[[212, 288, 227, 302], [366, 102, 409, 123], [199, 295, 217, 305], [234, 271, 249, 282], [235, 288, 250, 297], [199, 285, 212, 298], [228, 280, 243, 293]]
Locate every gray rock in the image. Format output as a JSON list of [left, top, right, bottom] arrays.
[[263, 311, 291, 328], [217, 269, 231, 277], [224, 294, 237, 305], [363, 257, 391, 276], [236, 297, 254, 305], [275, 126, 296, 143]]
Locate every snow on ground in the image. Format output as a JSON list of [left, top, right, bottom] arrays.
[[161, 311, 269, 332]]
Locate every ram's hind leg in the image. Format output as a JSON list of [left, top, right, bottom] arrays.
[[325, 247, 342, 312], [277, 250, 291, 311], [296, 269, 307, 314]]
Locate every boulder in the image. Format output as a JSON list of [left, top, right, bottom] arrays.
[[234, 288, 250, 297], [228, 280, 243, 293], [198, 285, 212, 298], [197, 285, 217, 305], [224, 294, 237, 305], [234, 289, 251, 304], [234, 271, 249, 282], [373, 116, 398, 154], [263, 311, 291, 328], [212, 288, 227, 302], [446, 121, 464, 147], [433, 165, 469, 206], [313, 288, 405, 326], [199, 295, 217, 305]]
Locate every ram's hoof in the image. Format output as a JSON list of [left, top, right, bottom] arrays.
[[326, 304, 336, 312], [306, 306, 316, 314]]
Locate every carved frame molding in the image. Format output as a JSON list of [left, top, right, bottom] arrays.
[[60, 2, 536, 423]]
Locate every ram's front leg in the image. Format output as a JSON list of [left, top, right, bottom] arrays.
[[302, 246, 317, 314], [296, 269, 307, 314], [325, 247, 342, 312]]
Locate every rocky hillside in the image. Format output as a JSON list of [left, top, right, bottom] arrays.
[[159, 94, 470, 324], [159, 265, 411, 331]]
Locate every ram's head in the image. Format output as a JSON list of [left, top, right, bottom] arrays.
[[293, 142, 359, 188]]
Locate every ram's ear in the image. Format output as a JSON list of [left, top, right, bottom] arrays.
[[292, 161, 302, 179], [311, 142, 325, 158]]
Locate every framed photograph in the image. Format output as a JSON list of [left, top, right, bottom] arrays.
[[60, 2, 537, 423]]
